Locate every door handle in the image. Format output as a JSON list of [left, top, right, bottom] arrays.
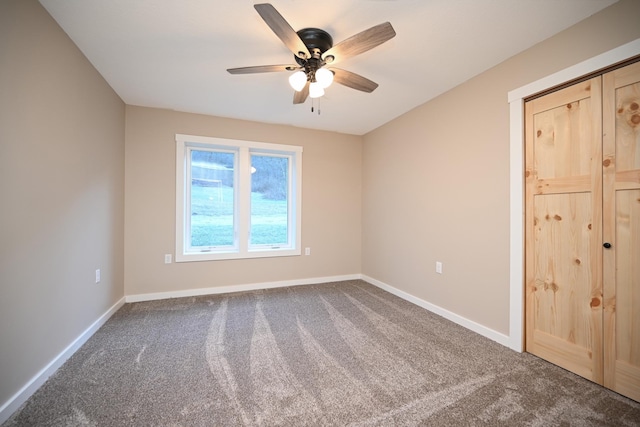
[[603, 242, 612, 249]]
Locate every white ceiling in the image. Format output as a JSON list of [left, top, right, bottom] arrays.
[[40, 0, 617, 135]]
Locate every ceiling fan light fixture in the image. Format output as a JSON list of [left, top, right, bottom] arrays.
[[289, 71, 307, 91], [315, 68, 334, 89], [309, 82, 325, 98]]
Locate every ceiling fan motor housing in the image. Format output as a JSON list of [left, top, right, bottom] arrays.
[[294, 27, 334, 82], [295, 28, 333, 60]]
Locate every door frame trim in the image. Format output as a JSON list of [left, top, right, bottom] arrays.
[[507, 38, 640, 352]]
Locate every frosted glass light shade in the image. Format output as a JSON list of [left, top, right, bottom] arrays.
[[315, 68, 334, 88], [309, 82, 325, 98], [288, 71, 307, 91]]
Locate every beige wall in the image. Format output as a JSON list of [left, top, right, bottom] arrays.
[[0, 0, 125, 409], [124, 106, 362, 296], [362, 0, 640, 335]]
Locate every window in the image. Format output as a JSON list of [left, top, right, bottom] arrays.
[[175, 134, 302, 262]]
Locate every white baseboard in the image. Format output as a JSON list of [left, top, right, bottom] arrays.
[[0, 297, 126, 425], [361, 275, 512, 348], [125, 274, 362, 303], [127, 275, 513, 349]]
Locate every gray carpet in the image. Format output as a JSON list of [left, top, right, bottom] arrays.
[[4, 280, 640, 426]]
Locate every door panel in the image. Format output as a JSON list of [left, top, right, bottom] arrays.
[[603, 61, 640, 401], [532, 193, 595, 342], [615, 191, 640, 364], [530, 192, 600, 379], [525, 77, 603, 384]]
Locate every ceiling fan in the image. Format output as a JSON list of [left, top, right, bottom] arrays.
[[227, 3, 396, 104]]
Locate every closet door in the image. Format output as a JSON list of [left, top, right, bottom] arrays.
[[525, 77, 603, 383], [603, 61, 640, 401]]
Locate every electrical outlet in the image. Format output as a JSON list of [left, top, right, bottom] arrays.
[[435, 262, 443, 274], [95, 269, 101, 284], [164, 254, 172, 264], [305, 247, 311, 256]]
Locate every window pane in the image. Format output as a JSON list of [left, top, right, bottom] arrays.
[[190, 150, 235, 248], [250, 155, 289, 246]]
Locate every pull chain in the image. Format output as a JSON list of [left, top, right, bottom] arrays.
[[310, 98, 321, 115]]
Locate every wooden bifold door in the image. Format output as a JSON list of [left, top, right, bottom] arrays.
[[525, 61, 640, 402]]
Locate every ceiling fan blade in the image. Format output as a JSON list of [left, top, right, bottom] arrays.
[[254, 3, 311, 60], [227, 65, 298, 74], [323, 22, 396, 64], [331, 68, 379, 93], [293, 81, 310, 104]]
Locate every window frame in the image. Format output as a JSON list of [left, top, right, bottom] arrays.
[[175, 134, 302, 262]]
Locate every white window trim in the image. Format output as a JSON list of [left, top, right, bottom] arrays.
[[175, 134, 302, 262]]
